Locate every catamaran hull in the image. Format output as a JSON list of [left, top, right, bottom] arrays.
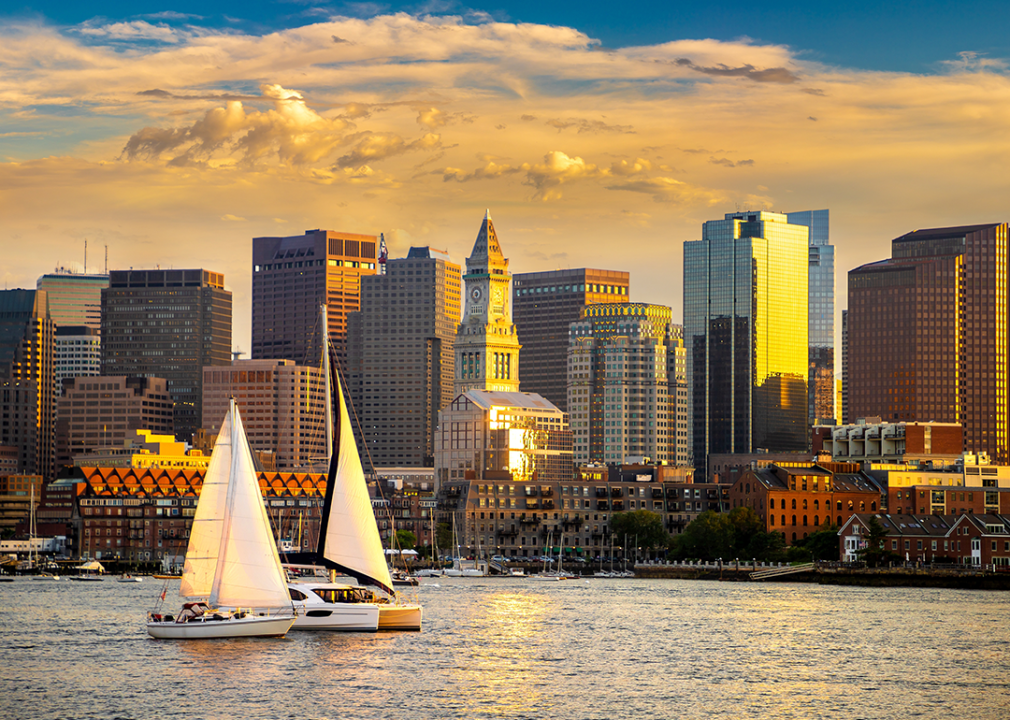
[[146, 615, 294, 639], [378, 604, 422, 631], [291, 606, 379, 632]]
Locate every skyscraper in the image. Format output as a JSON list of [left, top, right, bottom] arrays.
[[251, 229, 378, 364], [202, 359, 327, 471], [568, 303, 676, 465], [0, 290, 55, 478], [347, 247, 462, 466], [513, 268, 629, 412], [36, 271, 109, 330], [787, 209, 835, 424], [684, 211, 810, 474], [455, 211, 521, 397], [101, 269, 232, 441], [848, 223, 1009, 463], [54, 326, 101, 385]]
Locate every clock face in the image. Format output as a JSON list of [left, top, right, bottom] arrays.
[[471, 287, 482, 300]]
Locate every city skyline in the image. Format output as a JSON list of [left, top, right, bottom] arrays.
[[3, 5, 1008, 355]]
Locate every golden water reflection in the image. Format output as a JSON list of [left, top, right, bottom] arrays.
[[450, 591, 554, 718]]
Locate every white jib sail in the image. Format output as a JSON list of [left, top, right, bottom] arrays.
[[322, 374, 394, 591], [209, 402, 292, 609]]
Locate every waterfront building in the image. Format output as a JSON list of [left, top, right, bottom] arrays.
[[513, 269, 629, 412], [36, 270, 109, 330], [684, 211, 810, 476], [251, 229, 378, 364], [848, 223, 1010, 463], [707, 452, 819, 485], [55, 376, 175, 470], [69, 429, 210, 470], [730, 462, 884, 544], [669, 326, 690, 466], [567, 303, 677, 465], [347, 247, 462, 467], [54, 325, 101, 385], [454, 211, 521, 397], [0, 289, 56, 479], [841, 309, 849, 424], [838, 512, 1010, 566], [0, 474, 44, 535], [812, 420, 963, 464], [202, 359, 327, 471], [101, 269, 231, 442], [787, 210, 835, 424]]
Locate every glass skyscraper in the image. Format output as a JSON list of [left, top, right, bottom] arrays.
[[684, 211, 810, 474], [787, 209, 835, 424]]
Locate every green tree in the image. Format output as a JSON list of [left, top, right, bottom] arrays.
[[435, 522, 454, 556], [797, 525, 841, 562], [609, 510, 670, 552], [671, 510, 734, 561], [394, 529, 417, 551], [856, 516, 897, 568]]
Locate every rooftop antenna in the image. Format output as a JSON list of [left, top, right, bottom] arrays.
[[104, 245, 108, 274], [84, 239, 87, 274], [378, 233, 388, 275], [232, 349, 245, 361]]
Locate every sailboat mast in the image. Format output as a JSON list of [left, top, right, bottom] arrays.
[[321, 305, 333, 460]]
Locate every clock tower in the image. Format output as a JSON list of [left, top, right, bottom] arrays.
[[455, 210, 522, 396]]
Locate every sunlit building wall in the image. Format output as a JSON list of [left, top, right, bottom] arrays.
[[787, 209, 835, 425], [0, 289, 55, 479], [513, 268, 629, 412], [36, 271, 109, 331], [251, 229, 378, 364], [567, 303, 676, 465], [455, 212, 522, 397], [848, 223, 1009, 463], [202, 359, 327, 471], [684, 211, 810, 475]]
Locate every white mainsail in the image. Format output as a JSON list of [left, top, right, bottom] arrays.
[[180, 401, 291, 609], [318, 368, 395, 594]]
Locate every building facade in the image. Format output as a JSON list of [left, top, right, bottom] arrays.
[[684, 211, 810, 473], [567, 303, 678, 465], [787, 210, 835, 424], [848, 223, 1009, 463], [101, 269, 232, 441], [251, 229, 378, 364], [36, 270, 109, 330], [513, 269, 629, 412], [347, 247, 462, 467], [0, 290, 55, 478], [54, 325, 101, 385], [55, 376, 175, 470], [202, 359, 327, 471], [454, 211, 522, 397]]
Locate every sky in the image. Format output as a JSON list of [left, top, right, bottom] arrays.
[[3, 2, 1010, 356]]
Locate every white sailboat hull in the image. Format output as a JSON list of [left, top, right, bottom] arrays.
[[378, 604, 422, 631], [293, 605, 379, 632], [146, 614, 294, 639]]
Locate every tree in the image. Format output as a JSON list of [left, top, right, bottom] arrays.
[[435, 522, 454, 556], [797, 525, 841, 561], [609, 510, 670, 552], [671, 511, 734, 561], [394, 529, 417, 551], [856, 516, 897, 568]]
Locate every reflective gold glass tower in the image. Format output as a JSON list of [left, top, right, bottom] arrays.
[[684, 211, 809, 473]]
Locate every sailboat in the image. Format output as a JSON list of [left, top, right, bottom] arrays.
[[146, 400, 296, 639], [28, 484, 60, 580], [287, 324, 422, 631]]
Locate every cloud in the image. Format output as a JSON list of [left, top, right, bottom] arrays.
[[607, 176, 727, 206], [546, 117, 635, 134], [674, 57, 799, 83], [336, 132, 441, 168], [75, 20, 186, 44], [709, 157, 754, 168], [524, 150, 608, 201], [221, 213, 246, 221], [441, 159, 526, 182], [121, 84, 354, 167]]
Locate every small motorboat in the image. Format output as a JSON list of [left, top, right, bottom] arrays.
[[117, 574, 143, 583]]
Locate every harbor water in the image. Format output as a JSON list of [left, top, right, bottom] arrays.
[[2, 576, 1008, 719]]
